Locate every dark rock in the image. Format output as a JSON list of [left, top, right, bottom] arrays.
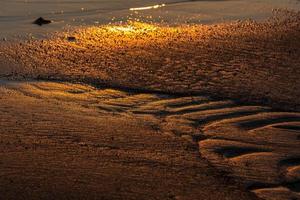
[[33, 17, 52, 26]]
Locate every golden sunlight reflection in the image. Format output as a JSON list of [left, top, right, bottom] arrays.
[[129, 4, 166, 11], [108, 26, 135, 32], [106, 22, 158, 33]]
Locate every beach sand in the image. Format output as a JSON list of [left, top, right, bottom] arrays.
[[0, 2, 300, 200], [0, 79, 299, 200], [2, 10, 300, 111], [0, 80, 259, 200]]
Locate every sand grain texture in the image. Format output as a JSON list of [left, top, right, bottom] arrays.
[[0, 80, 299, 200], [0, 81, 260, 200], [2, 11, 300, 111], [0, 10, 300, 200]]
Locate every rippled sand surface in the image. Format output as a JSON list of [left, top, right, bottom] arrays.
[[0, 80, 260, 200], [0, 6, 300, 200], [0, 79, 299, 200]]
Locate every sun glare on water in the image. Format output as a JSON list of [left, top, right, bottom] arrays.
[[129, 4, 166, 11]]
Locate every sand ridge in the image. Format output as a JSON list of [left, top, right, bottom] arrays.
[[0, 80, 299, 199], [0, 80, 260, 200]]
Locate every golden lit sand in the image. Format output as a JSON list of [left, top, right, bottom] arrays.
[[2, 10, 300, 111], [0, 9, 299, 200]]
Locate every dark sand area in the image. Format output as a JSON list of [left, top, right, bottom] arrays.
[[0, 80, 299, 200], [0, 10, 300, 200], [0, 81, 259, 200]]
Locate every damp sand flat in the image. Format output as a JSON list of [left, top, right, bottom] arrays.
[[0, 4, 300, 200], [0, 80, 258, 200], [0, 79, 299, 200]]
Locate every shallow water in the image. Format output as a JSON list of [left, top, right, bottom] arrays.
[[1, 0, 300, 39]]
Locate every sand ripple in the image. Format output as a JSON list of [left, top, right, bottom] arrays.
[[1, 80, 299, 199]]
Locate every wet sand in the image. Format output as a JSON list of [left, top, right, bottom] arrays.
[[0, 79, 299, 200], [2, 10, 300, 111], [0, 80, 259, 200], [0, 8, 300, 200], [1, 0, 300, 39]]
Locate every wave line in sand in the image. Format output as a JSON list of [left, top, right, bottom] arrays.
[[1, 80, 299, 200]]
